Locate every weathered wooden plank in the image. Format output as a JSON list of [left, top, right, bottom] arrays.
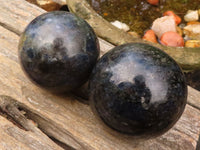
[[188, 86, 200, 110], [0, 0, 45, 35], [0, 0, 199, 150]]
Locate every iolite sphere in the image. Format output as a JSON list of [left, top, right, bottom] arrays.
[[18, 11, 99, 92], [89, 43, 187, 138]]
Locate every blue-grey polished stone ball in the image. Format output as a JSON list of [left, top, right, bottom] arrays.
[[18, 11, 100, 92], [89, 43, 187, 137]]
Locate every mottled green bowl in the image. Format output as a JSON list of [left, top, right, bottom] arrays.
[[66, 0, 200, 72]]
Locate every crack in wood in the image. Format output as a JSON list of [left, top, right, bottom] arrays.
[[197, 135, 200, 150], [188, 101, 200, 111], [0, 105, 27, 131], [0, 95, 35, 131], [49, 136, 76, 150], [0, 22, 21, 36], [22, 107, 91, 150], [0, 95, 91, 150]]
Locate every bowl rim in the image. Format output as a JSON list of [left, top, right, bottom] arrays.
[[66, 0, 200, 72]]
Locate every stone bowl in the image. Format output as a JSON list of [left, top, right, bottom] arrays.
[[66, 0, 200, 72]]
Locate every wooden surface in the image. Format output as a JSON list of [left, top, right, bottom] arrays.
[[0, 0, 199, 149]]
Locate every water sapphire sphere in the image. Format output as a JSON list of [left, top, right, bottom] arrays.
[[89, 43, 187, 137], [18, 11, 100, 92]]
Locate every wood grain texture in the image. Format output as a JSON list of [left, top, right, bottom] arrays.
[[0, 0, 199, 149], [0, 115, 64, 150], [0, 97, 63, 150], [0, 0, 45, 35], [188, 86, 200, 110]]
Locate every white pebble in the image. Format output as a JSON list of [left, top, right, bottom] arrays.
[[111, 20, 130, 32], [184, 24, 200, 40], [151, 16, 177, 39], [184, 10, 199, 22], [52, 0, 66, 5]]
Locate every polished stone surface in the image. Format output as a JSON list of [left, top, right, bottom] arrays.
[[89, 43, 187, 137], [19, 11, 100, 92]]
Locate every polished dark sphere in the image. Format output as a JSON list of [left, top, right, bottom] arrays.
[[19, 11, 100, 92], [89, 43, 187, 137]]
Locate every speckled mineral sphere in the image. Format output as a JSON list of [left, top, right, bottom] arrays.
[[89, 43, 187, 137], [18, 11, 99, 92]]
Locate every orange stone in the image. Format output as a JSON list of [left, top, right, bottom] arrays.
[[160, 31, 184, 47]]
